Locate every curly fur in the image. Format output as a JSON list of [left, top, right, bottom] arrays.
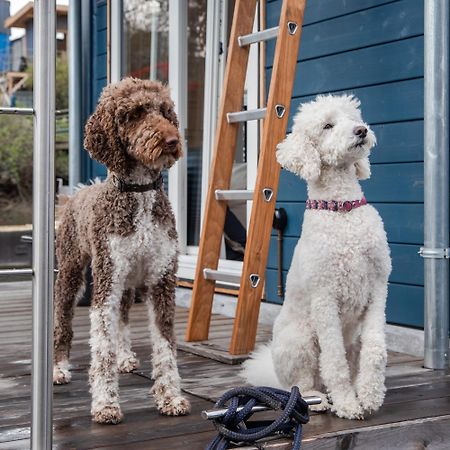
[[53, 78, 190, 424], [242, 94, 392, 420]]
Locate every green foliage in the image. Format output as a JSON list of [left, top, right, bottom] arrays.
[[0, 54, 69, 201], [24, 53, 69, 109], [0, 115, 33, 199]]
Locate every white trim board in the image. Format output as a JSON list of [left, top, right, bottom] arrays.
[[175, 287, 427, 358]]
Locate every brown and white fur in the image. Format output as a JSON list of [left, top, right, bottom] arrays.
[[53, 78, 190, 424]]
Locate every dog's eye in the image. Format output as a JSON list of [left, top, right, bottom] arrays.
[[324, 123, 334, 130], [128, 106, 145, 121], [161, 105, 179, 126]]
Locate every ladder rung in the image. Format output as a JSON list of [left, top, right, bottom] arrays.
[[238, 26, 279, 47], [227, 107, 266, 123], [215, 190, 254, 201], [203, 268, 241, 285]]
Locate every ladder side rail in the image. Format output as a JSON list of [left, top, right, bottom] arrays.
[[185, 0, 258, 342], [230, 0, 307, 355]]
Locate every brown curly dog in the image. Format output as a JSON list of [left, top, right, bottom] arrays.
[[53, 78, 190, 424]]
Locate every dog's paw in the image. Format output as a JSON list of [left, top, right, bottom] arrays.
[[157, 396, 191, 416], [302, 390, 331, 412], [356, 381, 386, 414], [330, 390, 364, 420], [53, 362, 71, 385], [118, 355, 140, 373], [92, 405, 123, 425]]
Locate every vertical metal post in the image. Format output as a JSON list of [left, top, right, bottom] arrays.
[[110, 0, 123, 83], [69, 0, 82, 192], [149, 1, 160, 80], [423, 0, 449, 369], [31, 0, 56, 448]]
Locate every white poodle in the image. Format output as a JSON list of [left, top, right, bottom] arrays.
[[242, 94, 391, 420]]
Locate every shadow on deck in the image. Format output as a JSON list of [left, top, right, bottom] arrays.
[[1, 281, 450, 449]]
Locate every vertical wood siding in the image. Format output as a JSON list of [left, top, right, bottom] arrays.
[[85, 0, 108, 180], [265, 0, 426, 329]]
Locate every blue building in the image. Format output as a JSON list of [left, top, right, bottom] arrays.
[[0, 0, 10, 72], [77, 0, 429, 345]]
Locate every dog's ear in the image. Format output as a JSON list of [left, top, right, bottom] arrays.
[[354, 157, 371, 180], [84, 97, 128, 173], [276, 133, 321, 182]]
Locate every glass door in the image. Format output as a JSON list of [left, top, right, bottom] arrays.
[[119, 0, 259, 281]]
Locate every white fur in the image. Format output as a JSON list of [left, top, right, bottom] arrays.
[[109, 192, 178, 290], [242, 95, 391, 420], [89, 296, 121, 416], [146, 301, 189, 415]]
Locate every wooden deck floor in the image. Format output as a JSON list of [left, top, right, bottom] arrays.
[[1, 282, 450, 449]]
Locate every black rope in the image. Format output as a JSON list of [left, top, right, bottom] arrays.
[[206, 386, 309, 450]]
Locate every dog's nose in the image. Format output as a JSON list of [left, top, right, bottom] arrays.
[[165, 136, 179, 148], [353, 126, 367, 138]]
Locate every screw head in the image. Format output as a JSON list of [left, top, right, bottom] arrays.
[[275, 104, 285, 118], [287, 22, 298, 35]]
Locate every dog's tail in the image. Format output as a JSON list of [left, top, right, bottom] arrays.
[[240, 343, 284, 388]]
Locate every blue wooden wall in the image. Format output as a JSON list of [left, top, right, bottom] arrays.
[[265, 0, 426, 329], [83, 0, 108, 181]]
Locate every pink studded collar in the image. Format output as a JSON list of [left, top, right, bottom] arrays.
[[306, 197, 367, 212]]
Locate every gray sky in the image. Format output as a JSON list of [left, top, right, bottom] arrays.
[[9, 0, 69, 39]]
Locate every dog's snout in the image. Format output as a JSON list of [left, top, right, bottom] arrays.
[[353, 126, 367, 138], [165, 136, 179, 148]]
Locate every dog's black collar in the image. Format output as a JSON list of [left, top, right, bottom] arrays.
[[112, 174, 163, 193]]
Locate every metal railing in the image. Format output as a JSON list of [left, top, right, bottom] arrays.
[[422, 0, 450, 369]]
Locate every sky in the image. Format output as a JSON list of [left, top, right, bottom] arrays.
[[9, 0, 69, 39]]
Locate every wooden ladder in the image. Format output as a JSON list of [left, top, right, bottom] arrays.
[[185, 0, 306, 355]]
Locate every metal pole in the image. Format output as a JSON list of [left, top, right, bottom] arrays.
[[149, 1, 160, 80], [69, 0, 82, 192], [422, 0, 449, 369], [201, 395, 322, 420], [110, 0, 123, 83], [31, 0, 56, 448]]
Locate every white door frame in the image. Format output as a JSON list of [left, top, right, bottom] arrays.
[[113, 0, 259, 281], [168, 0, 188, 253], [177, 1, 260, 281]]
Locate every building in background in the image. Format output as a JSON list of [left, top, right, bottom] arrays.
[[2, 1, 67, 106], [0, 0, 10, 73]]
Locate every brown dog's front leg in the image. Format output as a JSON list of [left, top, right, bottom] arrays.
[[89, 260, 123, 425], [144, 271, 191, 416]]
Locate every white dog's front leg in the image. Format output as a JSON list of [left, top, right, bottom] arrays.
[[312, 295, 363, 419], [355, 283, 387, 414]]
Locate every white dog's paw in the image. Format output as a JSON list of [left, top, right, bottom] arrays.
[[156, 395, 191, 416], [330, 389, 364, 420], [53, 361, 71, 385], [356, 380, 386, 414], [118, 354, 140, 373], [303, 390, 331, 412]]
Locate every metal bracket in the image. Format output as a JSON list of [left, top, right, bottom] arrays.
[[287, 21, 298, 35], [262, 188, 273, 202], [418, 247, 450, 259], [249, 274, 260, 288], [275, 104, 285, 118]]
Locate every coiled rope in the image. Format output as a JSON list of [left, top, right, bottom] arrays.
[[206, 386, 310, 450]]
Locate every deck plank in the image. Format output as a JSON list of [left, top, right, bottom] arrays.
[[2, 281, 450, 449]]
